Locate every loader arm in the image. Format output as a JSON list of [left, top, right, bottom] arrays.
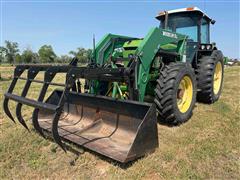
[[135, 27, 187, 101], [92, 33, 139, 65], [88, 28, 187, 101]]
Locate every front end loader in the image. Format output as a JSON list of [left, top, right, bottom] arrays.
[[3, 7, 224, 163]]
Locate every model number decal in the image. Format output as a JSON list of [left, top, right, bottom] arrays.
[[162, 31, 178, 39]]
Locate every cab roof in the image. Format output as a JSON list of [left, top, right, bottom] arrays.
[[156, 7, 212, 22]]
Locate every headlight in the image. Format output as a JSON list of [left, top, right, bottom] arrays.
[[206, 45, 212, 50], [115, 47, 123, 52], [128, 54, 134, 58], [201, 45, 205, 50]]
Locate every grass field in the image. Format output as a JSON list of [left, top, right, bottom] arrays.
[[0, 66, 239, 179]]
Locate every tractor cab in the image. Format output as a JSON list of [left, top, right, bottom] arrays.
[[156, 7, 215, 61], [156, 7, 215, 43]]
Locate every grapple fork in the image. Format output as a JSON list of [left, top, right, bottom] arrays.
[[3, 65, 71, 129], [3, 64, 158, 163]]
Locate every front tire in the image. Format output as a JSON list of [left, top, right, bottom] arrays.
[[154, 62, 197, 125]]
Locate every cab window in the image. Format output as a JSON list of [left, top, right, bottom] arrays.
[[201, 18, 210, 43]]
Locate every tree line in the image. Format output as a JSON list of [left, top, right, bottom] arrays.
[[0, 40, 92, 64]]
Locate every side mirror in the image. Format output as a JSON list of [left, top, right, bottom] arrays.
[[211, 19, 216, 25]]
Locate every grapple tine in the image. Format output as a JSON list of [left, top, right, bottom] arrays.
[[32, 68, 57, 138], [32, 82, 49, 138], [51, 90, 68, 152], [3, 77, 18, 123], [16, 103, 29, 130], [3, 98, 15, 123], [15, 67, 40, 130], [52, 110, 66, 152], [15, 81, 31, 130], [4, 66, 27, 123], [32, 108, 45, 138], [50, 72, 75, 151]]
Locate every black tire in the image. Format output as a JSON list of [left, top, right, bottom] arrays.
[[196, 50, 224, 103], [154, 62, 197, 125]]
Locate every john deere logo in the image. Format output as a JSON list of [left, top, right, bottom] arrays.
[[162, 31, 178, 39]]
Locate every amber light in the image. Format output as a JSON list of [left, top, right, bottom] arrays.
[[186, 7, 194, 11]]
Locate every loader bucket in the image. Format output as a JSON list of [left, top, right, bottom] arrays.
[[37, 90, 158, 163]]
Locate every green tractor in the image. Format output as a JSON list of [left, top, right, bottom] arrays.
[[4, 7, 224, 163]]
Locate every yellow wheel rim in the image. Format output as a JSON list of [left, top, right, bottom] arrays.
[[177, 76, 193, 113], [213, 61, 223, 95]]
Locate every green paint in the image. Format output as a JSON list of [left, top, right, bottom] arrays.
[[90, 27, 187, 102]]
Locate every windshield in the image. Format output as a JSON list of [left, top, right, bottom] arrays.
[[161, 14, 199, 42]]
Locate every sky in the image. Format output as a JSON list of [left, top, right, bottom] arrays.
[[0, 0, 239, 59]]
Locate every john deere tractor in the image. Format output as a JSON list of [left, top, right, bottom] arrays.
[[4, 7, 224, 163]]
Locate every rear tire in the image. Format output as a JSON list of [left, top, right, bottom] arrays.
[[154, 62, 197, 125], [196, 50, 224, 103]]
